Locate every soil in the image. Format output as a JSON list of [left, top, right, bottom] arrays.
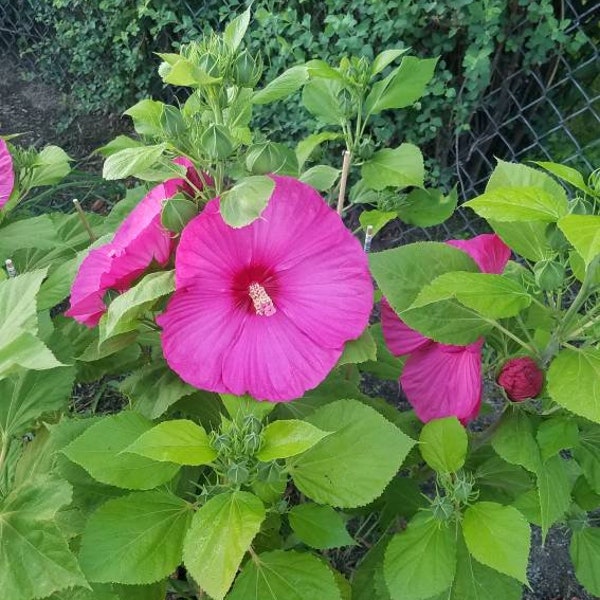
[[0, 52, 596, 600]]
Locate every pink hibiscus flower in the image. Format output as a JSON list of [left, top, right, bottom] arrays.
[[66, 158, 202, 326], [381, 233, 511, 424], [0, 139, 15, 209], [157, 175, 374, 402]]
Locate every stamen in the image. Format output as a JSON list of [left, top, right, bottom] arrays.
[[248, 282, 276, 316]]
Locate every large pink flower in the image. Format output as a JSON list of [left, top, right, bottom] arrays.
[[157, 175, 373, 401], [66, 158, 201, 326], [0, 139, 15, 209], [382, 234, 511, 423]]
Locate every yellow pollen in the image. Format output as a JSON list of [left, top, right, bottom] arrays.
[[248, 282, 276, 316]]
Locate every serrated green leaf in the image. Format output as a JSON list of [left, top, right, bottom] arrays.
[[536, 417, 579, 461], [338, 327, 377, 366], [302, 79, 345, 125], [223, 6, 251, 51], [462, 501, 530, 584], [488, 220, 551, 262], [352, 536, 392, 600], [220, 175, 275, 228], [227, 549, 342, 600], [536, 454, 572, 539], [359, 209, 397, 236], [124, 99, 164, 137], [288, 503, 354, 549], [99, 271, 174, 343], [362, 144, 424, 191], [295, 132, 342, 169], [289, 400, 414, 508], [420, 417, 467, 473], [63, 412, 180, 489], [558, 214, 600, 267], [78, 490, 192, 584], [397, 186, 458, 227], [252, 65, 308, 104], [102, 144, 166, 180], [221, 394, 274, 422], [547, 347, 600, 423], [371, 49, 409, 76], [257, 419, 331, 461], [573, 427, 600, 494], [533, 161, 591, 194], [299, 165, 340, 191], [384, 512, 456, 600], [183, 491, 265, 600], [491, 411, 542, 473], [125, 419, 216, 465], [570, 527, 600, 596]]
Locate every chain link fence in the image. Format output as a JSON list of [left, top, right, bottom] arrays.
[[1, 0, 598, 242]]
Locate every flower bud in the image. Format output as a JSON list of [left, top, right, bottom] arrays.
[[232, 50, 262, 87], [534, 259, 565, 291], [246, 142, 295, 175], [197, 52, 220, 77], [545, 223, 570, 252], [569, 196, 591, 215], [161, 193, 198, 233], [497, 357, 544, 401], [431, 495, 454, 521], [244, 431, 261, 454], [226, 462, 250, 484], [200, 124, 233, 160]]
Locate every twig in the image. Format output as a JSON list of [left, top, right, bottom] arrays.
[[336, 150, 352, 216], [73, 198, 96, 242]]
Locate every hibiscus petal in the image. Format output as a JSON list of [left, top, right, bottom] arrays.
[[400, 340, 483, 424], [447, 233, 511, 274], [0, 139, 15, 209], [380, 297, 432, 355]]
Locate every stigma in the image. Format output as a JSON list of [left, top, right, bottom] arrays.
[[248, 282, 276, 316]]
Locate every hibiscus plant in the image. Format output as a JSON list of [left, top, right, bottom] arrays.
[[1, 8, 599, 600]]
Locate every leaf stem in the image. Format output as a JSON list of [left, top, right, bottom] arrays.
[[336, 150, 352, 216], [485, 318, 537, 356]]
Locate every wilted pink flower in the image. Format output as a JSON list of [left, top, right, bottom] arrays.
[[497, 356, 544, 401], [66, 158, 202, 326], [158, 175, 373, 401], [382, 233, 511, 423], [0, 139, 15, 209]]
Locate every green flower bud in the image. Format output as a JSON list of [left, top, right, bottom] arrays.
[[244, 431, 261, 455], [200, 124, 233, 160], [161, 193, 198, 233], [534, 259, 566, 291], [569, 196, 591, 215], [197, 52, 220, 77], [545, 223, 570, 252], [431, 495, 454, 521], [246, 142, 295, 175], [212, 433, 231, 453], [453, 477, 474, 503], [232, 50, 262, 87], [226, 462, 250, 485]]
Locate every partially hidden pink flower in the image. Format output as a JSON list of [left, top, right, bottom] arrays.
[[66, 158, 202, 326], [0, 139, 15, 209], [382, 233, 511, 424], [157, 175, 374, 402]]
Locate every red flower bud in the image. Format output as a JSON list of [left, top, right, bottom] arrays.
[[497, 357, 544, 401]]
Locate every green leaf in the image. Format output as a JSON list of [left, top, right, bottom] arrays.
[[534, 161, 591, 195], [100, 271, 174, 343], [257, 419, 331, 461], [365, 56, 438, 114], [125, 419, 216, 465], [337, 328, 377, 366], [547, 347, 600, 423], [289, 400, 414, 507], [160, 57, 221, 86], [384, 512, 456, 600], [299, 165, 340, 191], [38, 256, 79, 311], [536, 454, 572, 539], [102, 144, 167, 180], [78, 490, 192, 584], [227, 550, 342, 600], [536, 417, 579, 461], [410, 272, 532, 319], [0, 366, 74, 437], [220, 175, 275, 228], [361, 144, 424, 191], [0, 477, 87, 599], [371, 48, 409, 76], [296, 132, 342, 169], [558, 214, 600, 266], [302, 79, 345, 125], [0, 215, 60, 253], [182, 491, 265, 600], [359, 210, 397, 236], [352, 537, 392, 600], [63, 412, 180, 489], [29, 145, 72, 187], [570, 527, 600, 596], [488, 220, 551, 261], [124, 99, 164, 137], [221, 394, 274, 422], [419, 417, 468, 473], [491, 411, 542, 473], [397, 186, 458, 227], [223, 7, 251, 51], [288, 503, 354, 549], [464, 187, 568, 223], [252, 65, 308, 104], [573, 427, 600, 494], [462, 502, 530, 584], [449, 531, 523, 600], [369, 242, 478, 317], [96, 135, 144, 157]]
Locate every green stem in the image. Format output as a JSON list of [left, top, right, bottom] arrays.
[[485, 318, 537, 356], [560, 255, 600, 334], [515, 313, 541, 358], [0, 435, 9, 477]]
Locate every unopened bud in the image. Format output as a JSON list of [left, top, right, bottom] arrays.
[[534, 259, 565, 291], [497, 357, 544, 402]]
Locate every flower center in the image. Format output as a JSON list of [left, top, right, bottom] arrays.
[[248, 282, 276, 317]]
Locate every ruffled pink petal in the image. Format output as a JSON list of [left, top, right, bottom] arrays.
[[447, 233, 511, 275], [64, 245, 117, 327], [0, 139, 15, 209], [173, 156, 212, 196], [400, 339, 483, 424], [160, 175, 373, 401], [380, 297, 432, 356]]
